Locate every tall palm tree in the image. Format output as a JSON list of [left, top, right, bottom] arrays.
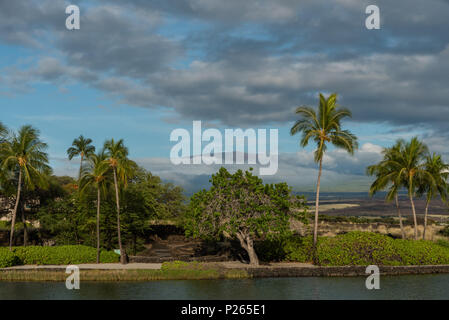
[[290, 93, 358, 249], [367, 141, 406, 239], [80, 150, 110, 263], [418, 153, 448, 239], [104, 138, 135, 264], [0, 125, 51, 250], [383, 137, 431, 240], [67, 135, 96, 184]]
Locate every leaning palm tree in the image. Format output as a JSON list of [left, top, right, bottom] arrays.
[[367, 141, 407, 239], [67, 135, 96, 183], [0, 125, 51, 250], [290, 93, 358, 250], [418, 153, 448, 239], [104, 139, 136, 264], [384, 137, 431, 240], [80, 150, 110, 263]]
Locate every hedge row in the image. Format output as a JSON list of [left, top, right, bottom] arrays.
[[0, 250, 21, 268], [280, 231, 449, 266], [0, 245, 119, 268]]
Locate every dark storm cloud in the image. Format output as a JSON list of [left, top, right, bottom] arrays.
[[56, 5, 182, 79], [1, 0, 449, 131]]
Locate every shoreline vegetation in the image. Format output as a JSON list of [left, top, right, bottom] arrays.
[[4, 232, 449, 281]]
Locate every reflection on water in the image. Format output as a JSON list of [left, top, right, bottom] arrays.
[[1, 274, 449, 300]]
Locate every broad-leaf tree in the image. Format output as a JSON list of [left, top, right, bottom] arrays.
[[290, 93, 358, 249], [185, 168, 307, 266], [0, 125, 51, 250]]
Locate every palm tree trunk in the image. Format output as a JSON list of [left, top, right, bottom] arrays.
[[423, 199, 430, 240], [78, 154, 84, 192], [96, 187, 101, 264], [395, 194, 405, 239], [409, 190, 418, 240], [113, 168, 126, 264], [79, 154, 84, 182], [313, 157, 323, 249], [9, 170, 22, 251], [21, 205, 27, 246]]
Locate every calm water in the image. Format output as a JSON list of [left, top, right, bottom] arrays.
[[1, 274, 449, 300]]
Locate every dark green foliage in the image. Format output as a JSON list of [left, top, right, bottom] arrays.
[[255, 238, 288, 262], [185, 168, 306, 241], [184, 168, 307, 264], [184, 167, 307, 265], [0, 249, 21, 268], [13, 245, 118, 265], [0, 245, 118, 267], [36, 168, 185, 253]]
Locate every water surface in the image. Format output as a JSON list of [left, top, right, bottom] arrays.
[[1, 274, 448, 300]]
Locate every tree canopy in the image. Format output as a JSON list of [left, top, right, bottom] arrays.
[[184, 167, 307, 265]]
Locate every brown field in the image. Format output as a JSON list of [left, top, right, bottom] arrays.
[[297, 197, 449, 240], [308, 197, 448, 217]]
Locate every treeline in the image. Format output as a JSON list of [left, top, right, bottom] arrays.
[[0, 123, 185, 264]]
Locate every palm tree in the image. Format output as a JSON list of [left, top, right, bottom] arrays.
[[80, 150, 110, 263], [367, 141, 406, 239], [290, 93, 358, 250], [104, 138, 135, 264], [67, 135, 96, 184], [418, 153, 448, 239], [0, 125, 51, 250], [383, 137, 431, 240]]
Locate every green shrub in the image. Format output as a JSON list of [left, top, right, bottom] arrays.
[[314, 232, 401, 266], [161, 260, 191, 270], [0, 248, 21, 268], [284, 236, 314, 263], [284, 231, 449, 266], [12, 246, 118, 265], [393, 239, 449, 265]]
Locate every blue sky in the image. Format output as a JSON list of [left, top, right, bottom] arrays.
[[1, 0, 448, 191]]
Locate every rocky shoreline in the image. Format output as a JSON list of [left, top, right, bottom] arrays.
[[3, 262, 449, 281]]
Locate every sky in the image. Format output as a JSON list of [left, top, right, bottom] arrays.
[[1, 0, 449, 192]]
